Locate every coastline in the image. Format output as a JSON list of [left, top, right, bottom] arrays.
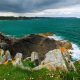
[[48, 34, 80, 60], [0, 32, 79, 60], [0, 32, 79, 79], [0, 17, 78, 20]]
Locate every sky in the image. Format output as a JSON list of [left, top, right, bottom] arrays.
[[0, 0, 80, 17]]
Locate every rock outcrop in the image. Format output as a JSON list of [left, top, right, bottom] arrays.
[[0, 32, 75, 71], [33, 49, 76, 71], [0, 49, 12, 64], [39, 32, 53, 37], [0, 33, 72, 62], [12, 53, 32, 71]]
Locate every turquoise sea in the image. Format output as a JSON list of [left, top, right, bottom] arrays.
[[0, 18, 80, 46]]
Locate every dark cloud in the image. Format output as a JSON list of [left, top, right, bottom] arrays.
[[0, 0, 80, 13]]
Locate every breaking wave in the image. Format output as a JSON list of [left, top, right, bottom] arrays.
[[48, 34, 63, 40]]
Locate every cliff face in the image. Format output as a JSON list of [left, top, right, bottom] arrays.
[[0, 33, 72, 61]]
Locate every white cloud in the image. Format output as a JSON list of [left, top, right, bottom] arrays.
[[39, 5, 80, 17], [0, 12, 19, 16], [0, 5, 80, 17]]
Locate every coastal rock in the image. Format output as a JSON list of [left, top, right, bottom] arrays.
[[55, 41, 72, 49], [31, 52, 39, 62], [23, 51, 40, 66], [9, 34, 58, 60], [0, 33, 12, 44], [31, 52, 39, 66], [39, 32, 53, 37], [0, 33, 12, 50], [0, 49, 4, 64], [61, 41, 72, 49], [12, 53, 32, 71], [0, 49, 12, 64], [0, 33, 73, 62], [12, 53, 23, 67], [33, 49, 68, 71], [33, 49, 76, 71], [0, 33, 75, 71]]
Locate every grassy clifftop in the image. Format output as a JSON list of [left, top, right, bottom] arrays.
[[0, 61, 80, 80]]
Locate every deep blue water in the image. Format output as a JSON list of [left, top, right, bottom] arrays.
[[0, 18, 80, 46]]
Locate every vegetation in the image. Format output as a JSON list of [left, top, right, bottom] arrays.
[[0, 16, 46, 20], [0, 61, 80, 80]]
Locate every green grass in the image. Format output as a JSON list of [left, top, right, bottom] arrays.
[[0, 61, 80, 80]]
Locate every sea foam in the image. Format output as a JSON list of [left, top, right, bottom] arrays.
[[48, 34, 63, 40], [70, 43, 80, 60]]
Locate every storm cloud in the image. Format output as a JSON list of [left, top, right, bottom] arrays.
[[0, 0, 80, 13]]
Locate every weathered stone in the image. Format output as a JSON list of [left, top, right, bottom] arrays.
[[31, 52, 39, 66], [33, 49, 76, 71], [31, 52, 39, 61], [61, 41, 72, 49], [0, 49, 12, 64], [55, 40, 72, 49], [9, 34, 58, 60], [12, 53, 32, 71], [0, 49, 4, 64], [0, 33, 73, 65], [12, 53, 23, 67], [39, 32, 53, 37], [4, 50, 12, 61]]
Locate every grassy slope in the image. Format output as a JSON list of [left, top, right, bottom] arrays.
[[0, 61, 80, 80]]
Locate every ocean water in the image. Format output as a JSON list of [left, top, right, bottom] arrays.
[[0, 18, 80, 44], [0, 18, 80, 60]]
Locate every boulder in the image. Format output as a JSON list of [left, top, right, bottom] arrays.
[[31, 52, 39, 61], [33, 49, 68, 71], [33, 49, 76, 71], [12, 53, 32, 71], [12, 53, 23, 67], [0, 49, 12, 64], [0, 49, 4, 64], [31, 52, 39, 66]]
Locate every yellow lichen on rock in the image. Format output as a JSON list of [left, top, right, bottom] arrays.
[[39, 32, 53, 37]]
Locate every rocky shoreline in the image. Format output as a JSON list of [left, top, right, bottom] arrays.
[[0, 32, 76, 71], [0, 32, 72, 58]]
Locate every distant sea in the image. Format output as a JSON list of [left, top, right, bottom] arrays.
[[0, 18, 80, 45], [0, 18, 80, 59]]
